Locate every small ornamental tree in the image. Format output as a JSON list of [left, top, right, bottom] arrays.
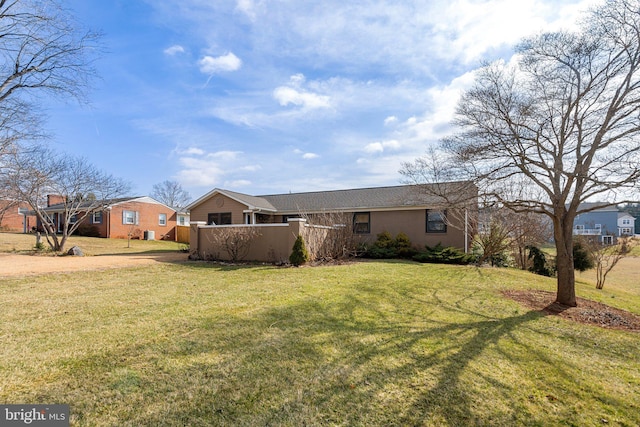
[[290, 234, 310, 266]]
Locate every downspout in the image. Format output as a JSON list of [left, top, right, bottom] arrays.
[[464, 208, 468, 253]]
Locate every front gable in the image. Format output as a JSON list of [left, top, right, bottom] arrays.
[[189, 191, 253, 225]]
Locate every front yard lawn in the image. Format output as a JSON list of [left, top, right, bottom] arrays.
[[1, 259, 639, 426]]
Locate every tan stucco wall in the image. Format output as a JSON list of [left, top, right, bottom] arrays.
[[191, 220, 306, 263], [360, 208, 469, 249]]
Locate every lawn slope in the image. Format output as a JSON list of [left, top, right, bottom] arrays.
[[1, 260, 638, 426]]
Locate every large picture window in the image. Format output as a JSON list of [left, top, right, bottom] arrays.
[[208, 212, 232, 225], [353, 212, 370, 234], [426, 210, 447, 233]]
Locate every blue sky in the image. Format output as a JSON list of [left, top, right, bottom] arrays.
[[46, 0, 598, 200]]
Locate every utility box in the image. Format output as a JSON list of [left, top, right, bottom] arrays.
[[143, 230, 155, 241]]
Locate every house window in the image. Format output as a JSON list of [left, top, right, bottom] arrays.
[[575, 224, 584, 230], [426, 210, 447, 233], [353, 212, 370, 234], [622, 219, 631, 225], [123, 210, 138, 225], [620, 227, 632, 235], [208, 212, 232, 225], [159, 213, 167, 226], [179, 216, 185, 226], [595, 224, 602, 230], [602, 235, 613, 245], [92, 211, 102, 224]]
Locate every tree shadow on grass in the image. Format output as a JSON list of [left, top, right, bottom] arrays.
[[29, 280, 640, 426]]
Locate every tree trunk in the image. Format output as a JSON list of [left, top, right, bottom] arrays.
[[554, 214, 577, 307]]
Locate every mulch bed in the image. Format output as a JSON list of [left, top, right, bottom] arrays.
[[503, 289, 640, 332]]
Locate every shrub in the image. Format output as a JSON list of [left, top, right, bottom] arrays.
[[573, 239, 594, 272], [289, 234, 310, 266], [527, 246, 554, 276], [75, 224, 101, 237], [394, 232, 417, 258], [363, 231, 417, 259], [412, 243, 474, 265]]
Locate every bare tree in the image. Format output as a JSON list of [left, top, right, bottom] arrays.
[[583, 236, 636, 289], [206, 226, 261, 262], [473, 216, 511, 266], [477, 207, 552, 269], [3, 147, 130, 252], [150, 180, 191, 210], [0, 0, 99, 160], [402, 0, 640, 306], [298, 211, 362, 260]]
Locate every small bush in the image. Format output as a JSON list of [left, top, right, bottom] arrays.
[[289, 234, 310, 266], [573, 239, 594, 272], [412, 243, 474, 265], [76, 224, 101, 237], [363, 231, 417, 259], [527, 246, 554, 276]]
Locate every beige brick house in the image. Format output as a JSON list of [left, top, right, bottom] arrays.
[[187, 182, 477, 262]]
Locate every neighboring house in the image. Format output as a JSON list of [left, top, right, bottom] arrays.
[[177, 211, 190, 226], [0, 199, 36, 233], [573, 203, 636, 244], [187, 183, 477, 261], [42, 196, 179, 241]]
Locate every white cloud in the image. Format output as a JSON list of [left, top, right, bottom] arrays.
[[179, 147, 205, 156], [164, 45, 185, 56], [273, 86, 331, 109], [226, 179, 252, 187], [384, 116, 398, 126], [198, 52, 242, 74], [235, 0, 257, 21], [363, 140, 401, 154], [175, 150, 252, 188], [302, 152, 319, 159]]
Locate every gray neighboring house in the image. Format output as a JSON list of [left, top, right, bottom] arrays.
[[573, 203, 636, 244]]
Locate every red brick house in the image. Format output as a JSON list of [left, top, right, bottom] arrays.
[[0, 200, 36, 232], [42, 196, 179, 240]]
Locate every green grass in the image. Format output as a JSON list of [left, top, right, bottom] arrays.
[[1, 254, 639, 426], [0, 231, 184, 255]]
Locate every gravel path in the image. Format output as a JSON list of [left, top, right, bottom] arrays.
[[0, 252, 188, 277]]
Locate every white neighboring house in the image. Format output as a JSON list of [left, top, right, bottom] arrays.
[[177, 211, 190, 226], [617, 212, 636, 237]]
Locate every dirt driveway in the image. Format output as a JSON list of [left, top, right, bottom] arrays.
[[0, 251, 188, 278]]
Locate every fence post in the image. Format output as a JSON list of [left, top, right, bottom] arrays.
[[190, 221, 206, 257]]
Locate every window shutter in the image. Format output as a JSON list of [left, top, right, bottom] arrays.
[[135, 211, 139, 225], [122, 210, 127, 224]]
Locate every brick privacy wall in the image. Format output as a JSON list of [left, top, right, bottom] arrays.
[[108, 201, 177, 240]]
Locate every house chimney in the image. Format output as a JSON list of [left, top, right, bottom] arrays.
[[47, 194, 66, 206]]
